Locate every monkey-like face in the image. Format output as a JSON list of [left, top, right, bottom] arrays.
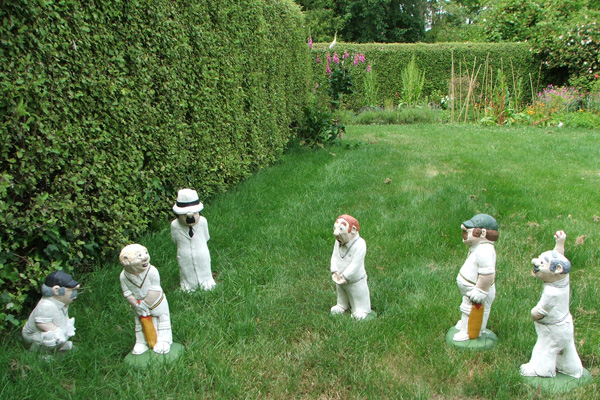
[[178, 212, 200, 227], [119, 244, 151, 276], [461, 224, 486, 247], [531, 250, 569, 283], [334, 218, 357, 245]]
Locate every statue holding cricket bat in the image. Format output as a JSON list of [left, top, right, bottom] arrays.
[[453, 214, 498, 342], [119, 244, 172, 355]]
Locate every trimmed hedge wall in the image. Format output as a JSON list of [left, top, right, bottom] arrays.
[[0, 0, 309, 328], [310, 42, 546, 111]]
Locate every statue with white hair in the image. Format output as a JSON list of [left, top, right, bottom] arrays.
[[520, 230, 584, 378]]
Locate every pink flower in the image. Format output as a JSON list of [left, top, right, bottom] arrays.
[[366, 64, 371, 72], [358, 54, 366, 63], [596, 74, 599, 79], [332, 53, 340, 64], [343, 51, 349, 59], [313, 83, 319, 94], [327, 53, 331, 64], [353, 54, 359, 66], [315, 55, 321, 63], [326, 64, 331, 76], [308, 36, 313, 49]]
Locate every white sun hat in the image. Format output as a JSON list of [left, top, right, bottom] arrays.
[[172, 188, 204, 215]]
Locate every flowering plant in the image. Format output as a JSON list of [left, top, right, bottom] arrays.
[[296, 36, 370, 147], [310, 35, 368, 110]]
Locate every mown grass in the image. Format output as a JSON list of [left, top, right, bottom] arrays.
[[1, 124, 599, 399]]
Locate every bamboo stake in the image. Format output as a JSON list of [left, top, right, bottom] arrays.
[[464, 64, 482, 123], [451, 50, 455, 123]]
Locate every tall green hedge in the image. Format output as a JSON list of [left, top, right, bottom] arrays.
[[310, 42, 546, 110], [0, 0, 310, 328]]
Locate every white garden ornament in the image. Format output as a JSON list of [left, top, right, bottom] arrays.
[[330, 214, 373, 320], [119, 244, 172, 355], [520, 230, 584, 378], [453, 214, 498, 342], [171, 188, 216, 292], [22, 271, 79, 352]]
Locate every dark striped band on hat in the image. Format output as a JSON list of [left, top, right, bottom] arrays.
[[176, 199, 200, 208]]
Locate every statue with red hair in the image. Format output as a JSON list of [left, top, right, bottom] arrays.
[[330, 214, 373, 319]]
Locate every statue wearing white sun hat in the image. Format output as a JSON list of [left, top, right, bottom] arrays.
[[171, 188, 216, 292]]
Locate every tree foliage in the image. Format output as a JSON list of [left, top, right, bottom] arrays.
[[480, 0, 600, 88], [297, 0, 427, 43], [424, 0, 599, 88]]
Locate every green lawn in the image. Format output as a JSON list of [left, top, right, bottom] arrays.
[[2, 124, 599, 399]]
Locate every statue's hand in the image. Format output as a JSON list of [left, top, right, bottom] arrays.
[[135, 300, 150, 317], [332, 272, 348, 285], [467, 287, 488, 304], [554, 230, 566, 244], [42, 327, 67, 347], [531, 307, 544, 321], [65, 317, 76, 337]]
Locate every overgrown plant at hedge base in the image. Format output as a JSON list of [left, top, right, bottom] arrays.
[[296, 42, 368, 147], [0, 0, 310, 330]]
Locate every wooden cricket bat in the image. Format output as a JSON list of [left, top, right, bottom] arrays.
[[468, 303, 484, 340], [140, 315, 157, 349]]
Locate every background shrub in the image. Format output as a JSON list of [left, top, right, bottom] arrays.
[[310, 42, 546, 111], [0, 0, 309, 329]]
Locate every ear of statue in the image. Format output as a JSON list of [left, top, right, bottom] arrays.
[[480, 228, 487, 238], [351, 226, 357, 234], [554, 265, 564, 275], [52, 285, 61, 296]]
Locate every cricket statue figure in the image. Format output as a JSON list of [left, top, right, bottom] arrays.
[[171, 188, 216, 292], [330, 214, 373, 320], [119, 244, 172, 355], [520, 230, 584, 378], [453, 214, 499, 342], [22, 271, 80, 352]]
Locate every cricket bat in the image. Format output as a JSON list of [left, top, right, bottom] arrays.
[[468, 303, 484, 340], [140, 315, 157, 348]]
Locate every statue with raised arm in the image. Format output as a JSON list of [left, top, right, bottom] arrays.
[[520, 230, 584, 378]]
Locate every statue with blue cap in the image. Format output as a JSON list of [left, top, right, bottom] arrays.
[[22, 270, 80, 352], [520, 230, 584, 378], [453, 213, 499, 342]]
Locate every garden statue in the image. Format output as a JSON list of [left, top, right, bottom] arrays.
[[520, 230, 584, 378], [453, 213, 498, 342], [171, 188, 216, 292], [119, 244, 172, 355], [22, 271, 79, 352], [330, 214, 373, 320]]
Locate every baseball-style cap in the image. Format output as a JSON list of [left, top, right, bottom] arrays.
[[462, 214, 498, 231], [44, 271, 79, 288]]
